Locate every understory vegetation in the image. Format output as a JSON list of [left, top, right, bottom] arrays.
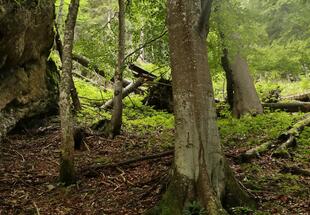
[[0, 0, 309, 214]]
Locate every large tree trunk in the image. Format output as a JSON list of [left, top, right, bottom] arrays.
[[152, 0, 254, 214], [0, 1, 58, 142], [59, 0, 80, 185], [231, 54, 263, 118], [110, 0, 125, 137]]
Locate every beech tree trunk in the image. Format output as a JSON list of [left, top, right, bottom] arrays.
[[231, 54, 263, 118], [110, 0, 125, 137], [151, 0, 255, 214], [59, 0, 80, 185]]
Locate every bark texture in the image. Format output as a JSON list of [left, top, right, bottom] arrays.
[[0, 1, 58, 142], [59, 0, 80, 185], [55, 24, 81, 112], [110, 0, 125, 137], [231, 54, 263, 118], [221, 48, 234, 109], [152, 0, 254, 214]]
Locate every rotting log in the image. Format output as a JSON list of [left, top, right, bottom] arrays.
[[282, 92, 310, 102], [263, 102, 310, 113], [101, 77, 145, 109]]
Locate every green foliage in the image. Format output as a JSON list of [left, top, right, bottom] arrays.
[[218, 112, 302, 147], [183, 201, 206, 215], [74, 78, 174, 134], [230, 207, 253, 215]]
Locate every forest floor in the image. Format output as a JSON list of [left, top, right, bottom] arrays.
[[0, 116, 309, 215]]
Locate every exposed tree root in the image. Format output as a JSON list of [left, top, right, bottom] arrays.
[[239, 114, 310, 161]]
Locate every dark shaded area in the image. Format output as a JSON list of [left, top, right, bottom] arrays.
[[143, 78, 173, 113]]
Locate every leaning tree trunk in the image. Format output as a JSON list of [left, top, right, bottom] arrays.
[[59, 0, 80, 185], [110, 0, 125, 137], [151, 0, 255, 214], [231, 54, 263, 118]]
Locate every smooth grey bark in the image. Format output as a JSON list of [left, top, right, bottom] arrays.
[[167, 0, 225, 211], [59, 0, 80, 185], [110, 0, 125, 137], [231, 54, 263, 118], [150, 0, 254, 214]]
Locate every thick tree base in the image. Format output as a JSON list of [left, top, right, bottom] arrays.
[[145, 173, 227, 215], [146, 164, 255, 215]]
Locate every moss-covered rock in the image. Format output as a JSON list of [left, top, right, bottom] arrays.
[[0, 0, 58, 141]]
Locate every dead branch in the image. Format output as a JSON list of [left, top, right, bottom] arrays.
[[238, 141, 275, 162], [82, 150, 173, 177], [100, 77, 145, 109]]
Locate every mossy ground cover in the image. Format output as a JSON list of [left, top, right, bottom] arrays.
[[73, 77, 309, 214], [0, 77, 308, 214]]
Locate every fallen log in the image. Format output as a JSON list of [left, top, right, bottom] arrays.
[[282, 92, 310, 102], [72, 53, 106, 78], [263, 102, 310, 113], [101, 77, 145, 109], [128, 64, 157, 81], [239, 113, 310, 161], [72, 53, 133, 88]]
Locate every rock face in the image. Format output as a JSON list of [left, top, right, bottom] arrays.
[[0, 0, 58, 142]]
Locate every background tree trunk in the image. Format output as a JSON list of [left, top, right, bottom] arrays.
[[59, 0, 80, 185], [152, 0, 254, 214], [110, 0, 125, 137], [56, 0, 65, 26], [231, 54, 263, 118], [55, 24, 81, 112], [221, 48, 234, 109]]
